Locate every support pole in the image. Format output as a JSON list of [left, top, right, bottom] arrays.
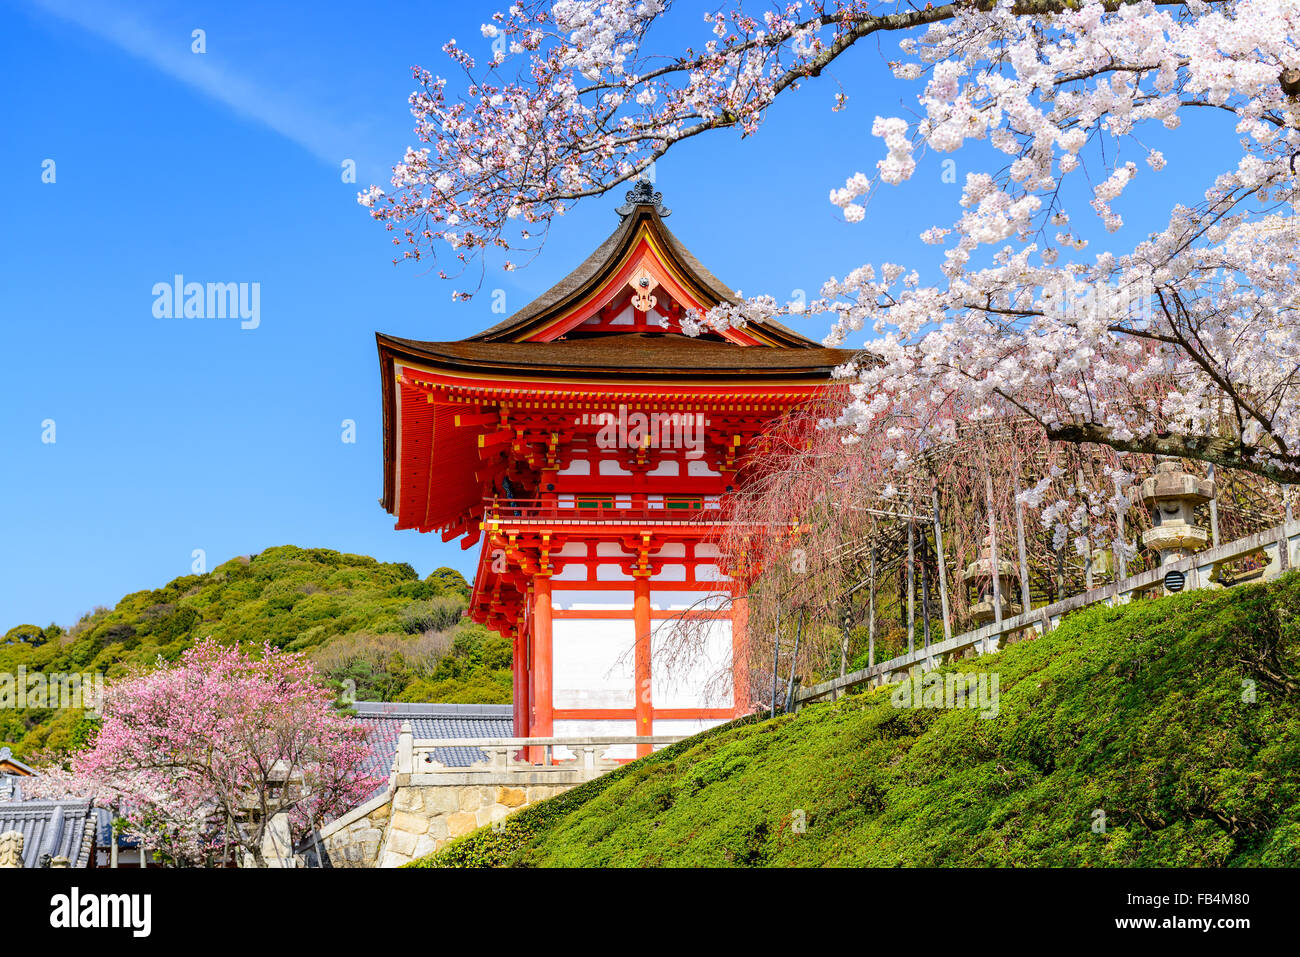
[[512, 622, 528, 737], [838, 610, 850, 679], [1112, 474, 1128, 581], [731, 592, 749, 715], [1207, 463, 1221, 548], [985, 472, 1003, 654], [784, 610, 804, 713], [1078, 469, 1094, 591], [1055, 543, 1066, 602], [633, 576, 653, 757], [1013, 475, 1032, 612], [985, 475, 1002, 618], [907, 520, 916, 656], [931, 486, 952, 643], [1282, 487, 1293, 574], [532, 577, 553, 762], [771, 609, 781, 720], [919, 532, 933, 665], [868, 547, 877, 669], [833, 608, 849, 703]]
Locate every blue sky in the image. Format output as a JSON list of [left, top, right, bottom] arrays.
[[1, 0, 1233, 628]]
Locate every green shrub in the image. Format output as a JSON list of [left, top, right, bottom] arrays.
[[413, 574, 1300, 868]]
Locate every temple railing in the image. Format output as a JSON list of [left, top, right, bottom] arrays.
[[797, 519, 1300, 705], [483, 495, 722, 526], [391, 727, 687, 785]]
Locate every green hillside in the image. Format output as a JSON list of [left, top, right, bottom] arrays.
[[415, 573, 1300, 867], [1, 546, 507, 759]]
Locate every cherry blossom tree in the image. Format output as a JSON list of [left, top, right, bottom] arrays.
[[27, 640, 377, 867], [363, 0, 1300, 485], [701, 390, 1287, 697]]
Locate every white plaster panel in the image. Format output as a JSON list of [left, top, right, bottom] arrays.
[[551, 589, 635, 611], [596, 563, 633, 581], [695, 563, 731, 582], [649, 591, 730, 612], [552, 619, 635, 710], [650, 618, 733, 709]]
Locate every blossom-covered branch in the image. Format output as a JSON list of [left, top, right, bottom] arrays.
[[368, 0, 1300, 489], [362, 0, 1192, 280]]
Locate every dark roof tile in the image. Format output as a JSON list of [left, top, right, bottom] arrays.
[[349, 702, 515, 799], [0, 800, 97, 868]]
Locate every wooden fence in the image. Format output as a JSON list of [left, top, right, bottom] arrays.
[[795, 518, 1300, 706]]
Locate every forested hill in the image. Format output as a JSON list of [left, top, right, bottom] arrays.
[[1, 546, 508, 759]]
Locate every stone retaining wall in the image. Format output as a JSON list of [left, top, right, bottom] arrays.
[[318, 792, 392, 868], [377, 782, 569, 868], [318, 780, 573, 868]]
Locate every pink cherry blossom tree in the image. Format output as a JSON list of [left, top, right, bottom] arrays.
[[27, 640, 377, 867], [363, 0, 1300, 488]]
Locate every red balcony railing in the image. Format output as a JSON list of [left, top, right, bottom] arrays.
[[482, 494, 726, 525]]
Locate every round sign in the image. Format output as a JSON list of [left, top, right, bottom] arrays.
[[1164, 569, 1186, 592]]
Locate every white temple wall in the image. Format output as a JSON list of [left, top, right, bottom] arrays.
[[551, 617, 636, 710]]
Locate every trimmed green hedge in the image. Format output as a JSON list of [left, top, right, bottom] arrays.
[[411, 573, 1300, 867]]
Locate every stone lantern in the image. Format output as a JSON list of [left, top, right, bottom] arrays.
[[962, 535, 1022, 625], [1139, 458, 1214, 565]]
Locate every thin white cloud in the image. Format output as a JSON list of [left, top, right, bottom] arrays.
[[29, 0, 364, 167]]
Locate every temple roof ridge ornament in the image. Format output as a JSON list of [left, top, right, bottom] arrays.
[[616, 178, 670, 220]]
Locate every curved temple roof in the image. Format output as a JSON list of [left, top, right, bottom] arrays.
[[377, 331, 858, 381], [374, 188, 864, 524], [467, 200, 821, 347]]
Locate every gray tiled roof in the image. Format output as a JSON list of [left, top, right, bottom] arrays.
[[0, 800, 96, 867], [350, 701, 514, 796]]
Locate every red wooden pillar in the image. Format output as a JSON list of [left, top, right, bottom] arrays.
[[512, 620, 527, 737], [731, 589, 749, 714], [532, 576, 553, 762], [634, 576, 653, 757]]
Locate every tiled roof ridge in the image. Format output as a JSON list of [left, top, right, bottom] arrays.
[[2, 799, 93, 812], [349, 701, 513, 718]]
